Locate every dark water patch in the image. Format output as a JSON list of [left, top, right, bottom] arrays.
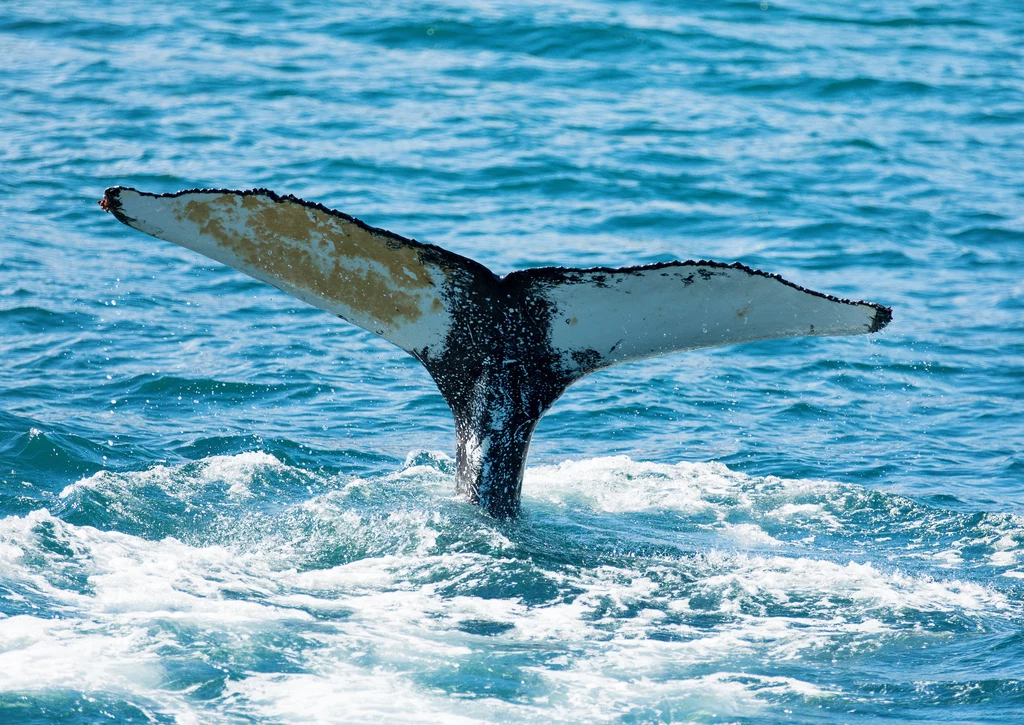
[[53, 472, 231, 541], [963, 109, 1024, 125], [0, 692, 177, 725], [157, 658, 230, 700], [0, 414, 125, 492], [414, 652, 547, 703], [0, 581, 54, 618], [456, 619, 516, 637], [836, 137, 885, 152], [322, 18, 659, 62], [855, 678, 1024, 721], [0, 306, 97, 332], [950, 226, 1024, 246], [129, 374, 298, 401], [795, 12, 987, 29], [796, 247, 918, 271], [784, 220, 893, 241], [732, 75, 938, 101]]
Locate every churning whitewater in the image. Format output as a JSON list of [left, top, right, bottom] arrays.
[[3, 449, 1021, 723]]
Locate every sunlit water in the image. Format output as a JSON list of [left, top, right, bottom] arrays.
[[2, 1, 1023, 722]]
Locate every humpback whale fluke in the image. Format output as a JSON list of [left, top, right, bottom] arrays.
[[101, 186, 892, 518]]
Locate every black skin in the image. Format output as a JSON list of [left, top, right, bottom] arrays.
[[411, 259, 891, 518], [415, 265, 578, 519]]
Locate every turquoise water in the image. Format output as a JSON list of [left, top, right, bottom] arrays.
[[2, 0, 1023, 722]]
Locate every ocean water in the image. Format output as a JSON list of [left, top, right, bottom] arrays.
[[2, 0, 1023, 722]]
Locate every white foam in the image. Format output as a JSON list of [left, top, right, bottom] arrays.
[[3, 453, 1020, 723], [0, 612, 213, 725], [59, 451, 288, 502], [521, 455, 846, 538], [226, 668, 490, 724], [694, 554, 1007, 615], [0, 614, 163, 692], [203, 451, 286, 497], [989, 534, 1019, 567], [524, 456, 727, 514], [0, 511, 309, 622], [722, 522, 781, 546], [533, 668, 833, 722]]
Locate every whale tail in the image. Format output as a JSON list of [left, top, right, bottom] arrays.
[[102, 187, 892, 517]]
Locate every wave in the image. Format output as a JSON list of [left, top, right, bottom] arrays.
[[2, 453, 1022, 721], [0, 305, 98, 332]]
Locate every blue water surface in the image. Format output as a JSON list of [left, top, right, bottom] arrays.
[[2, 1, 1023, 722]]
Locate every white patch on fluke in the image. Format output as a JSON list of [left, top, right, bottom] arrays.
[[539, 264, 883, 374]]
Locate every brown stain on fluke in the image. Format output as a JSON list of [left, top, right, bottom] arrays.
[[170, 192, 443, 328], [183, 200, 211, 225]]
